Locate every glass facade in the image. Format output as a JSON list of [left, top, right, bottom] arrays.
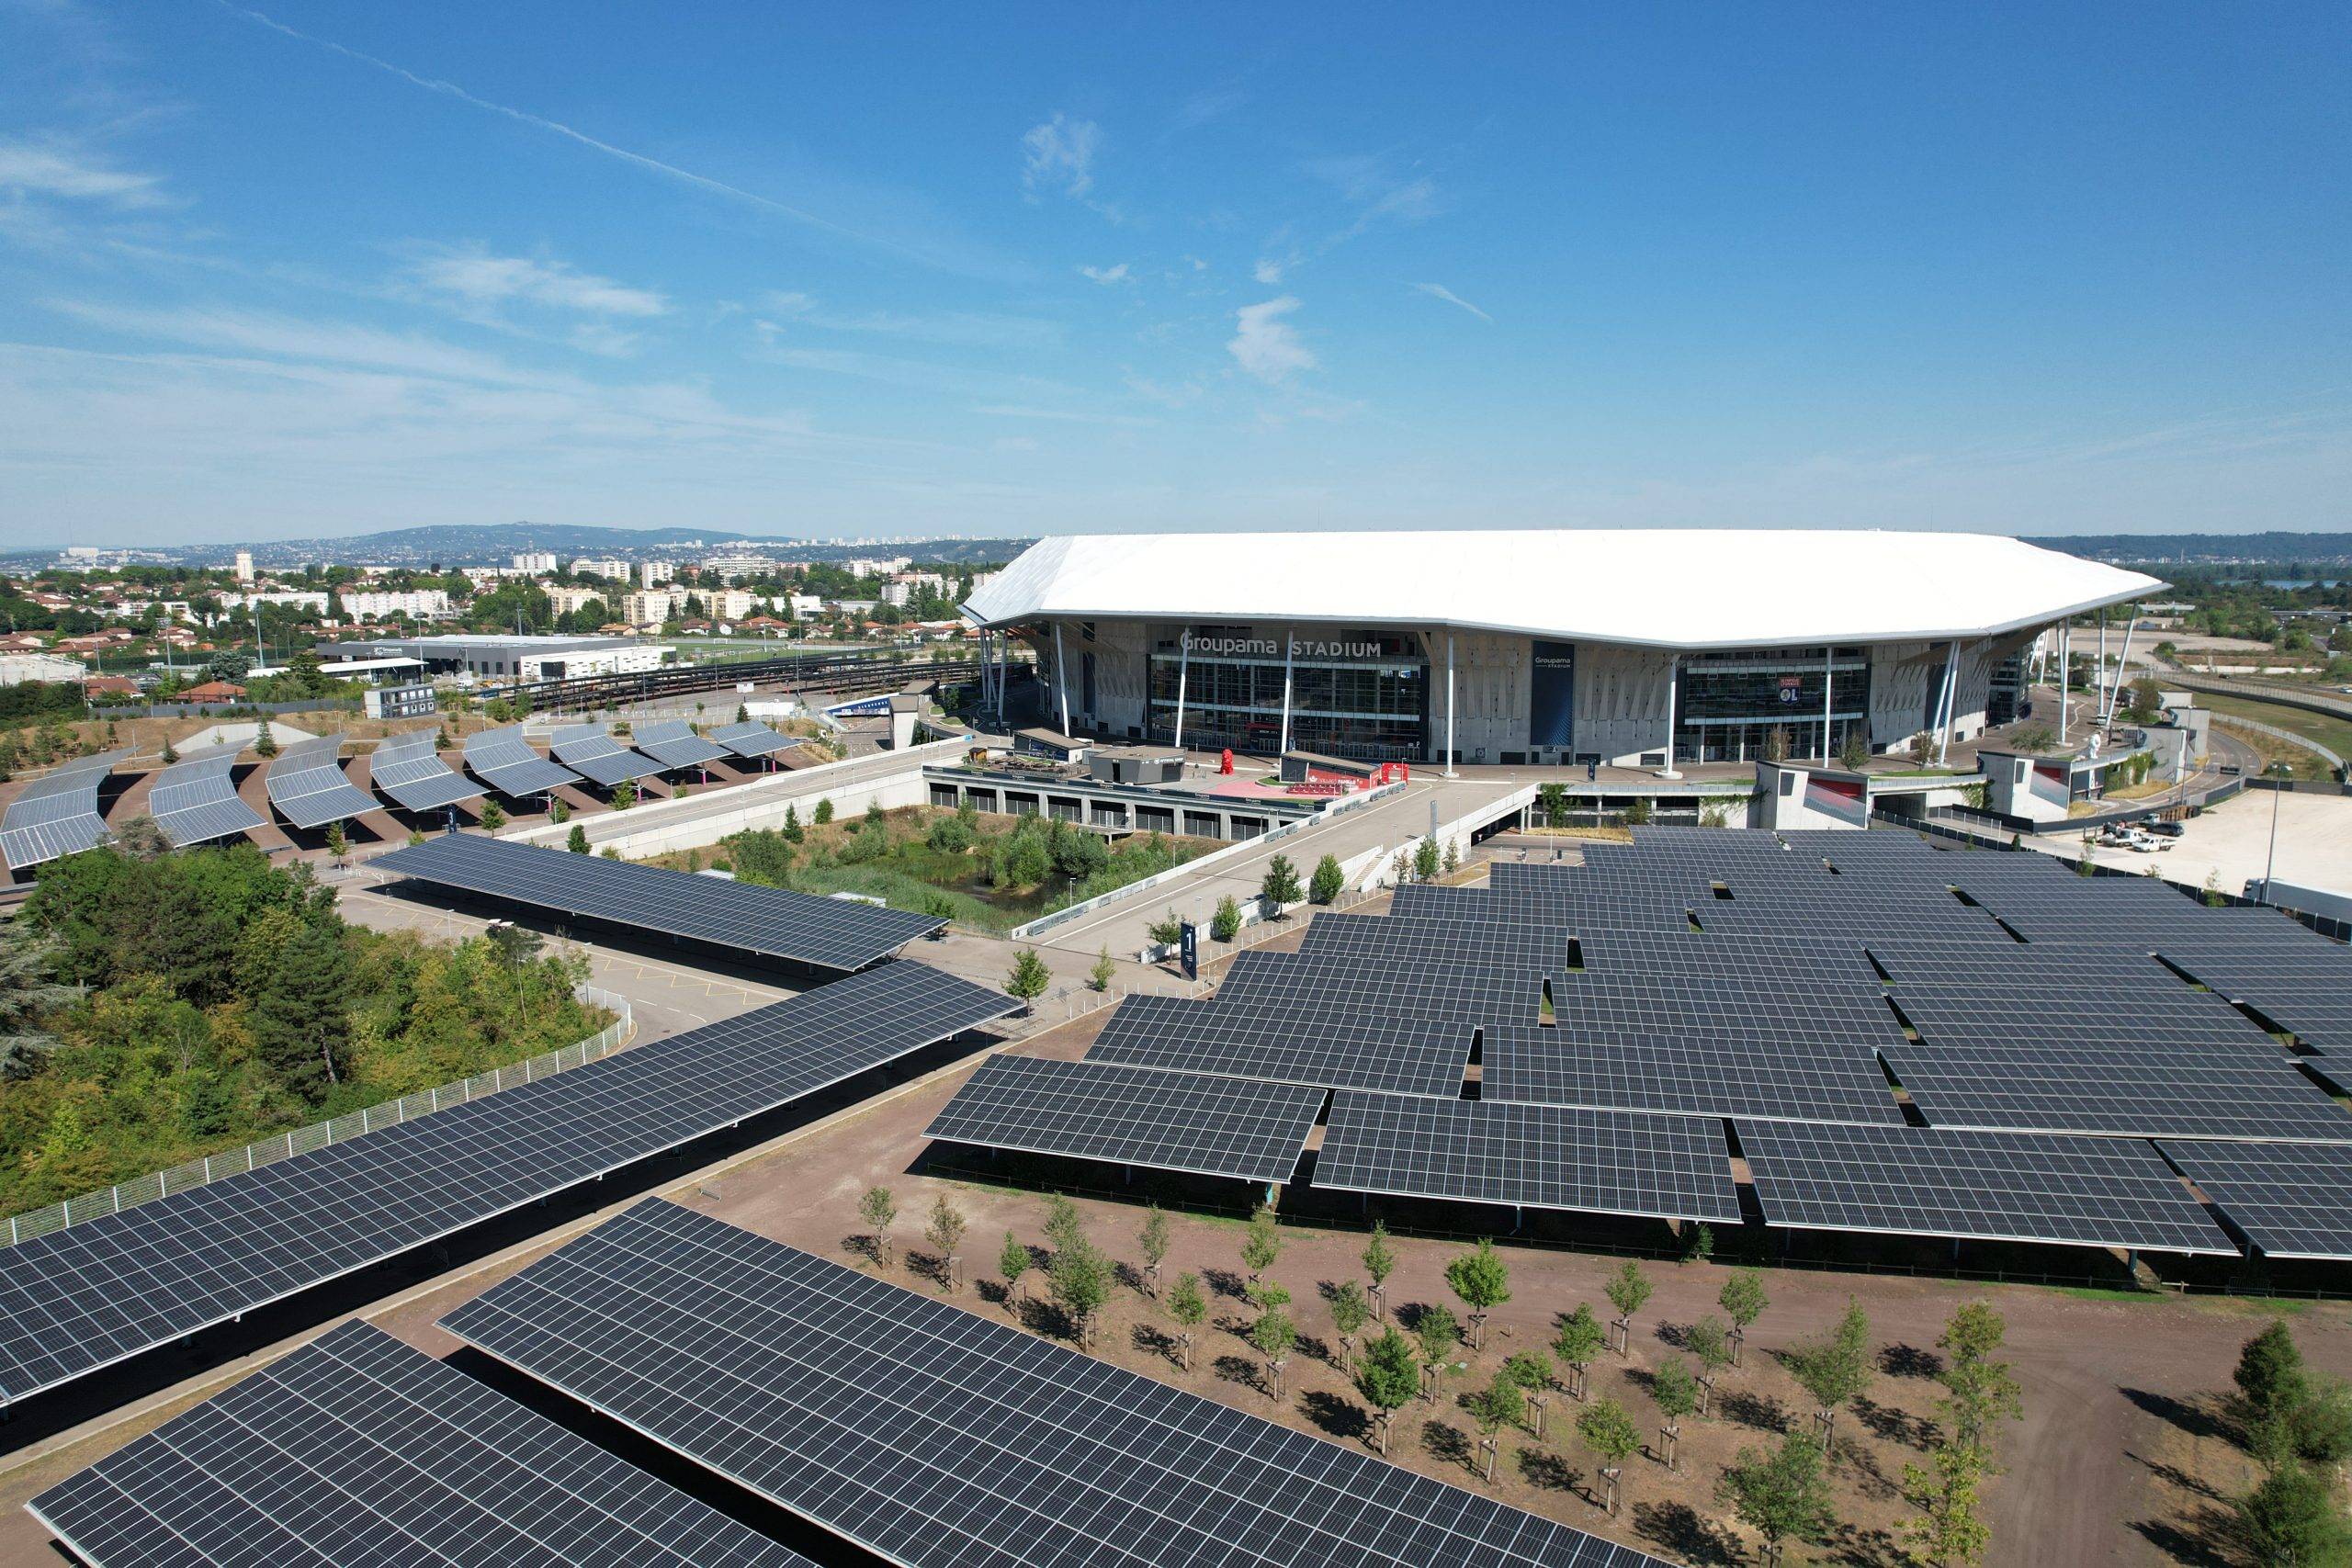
[[1146, 624, 1428, 760], [1672, 647, 1870, 763]]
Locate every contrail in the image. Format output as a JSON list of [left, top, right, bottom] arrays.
[[215, 4, 946, 267]]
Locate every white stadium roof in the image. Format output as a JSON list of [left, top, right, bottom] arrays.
[[961, 529, 2164, 651]]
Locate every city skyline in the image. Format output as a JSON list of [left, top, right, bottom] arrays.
[[3, 2, 2346, 547]]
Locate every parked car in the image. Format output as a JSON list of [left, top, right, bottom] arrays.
[[2144, 819, 2186, 839]]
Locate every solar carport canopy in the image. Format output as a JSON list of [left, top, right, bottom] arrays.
[[368, 728, 481, 813], [28, 1320, 809, 1568], [462, 725, 578, 795], [548, 722, 665, 787], [1, 749, 126, 870], [711, 719, 796, 759], [632, 718, 729, 769], [265, 734, 379, 829], [372, 832, 945, 970], [146, 747, 266, 848], [443, 1200, 1675, 1568], [0, 959, 1015, 1408]]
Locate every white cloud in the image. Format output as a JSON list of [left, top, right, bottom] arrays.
[[1079, 262, 1131, 285], [0, 139, 164, 207], [1021, 113, 1100, 197], [752, 290, 1062, 351], [1252, 256, 1286, 285], [1409, 281, 1492, 323], [1227, 297, 1315, 383], [410, 248, 669, 317]]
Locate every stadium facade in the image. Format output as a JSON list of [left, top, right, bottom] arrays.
[[961, 530, 2161, 768]]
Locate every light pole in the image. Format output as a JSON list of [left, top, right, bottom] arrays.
[[2260, 761, 2290, 904]]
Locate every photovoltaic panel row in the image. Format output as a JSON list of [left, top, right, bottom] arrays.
[[2160, 940, 2352, 1055], [1888, 973, 2284, 1055], [1087, 992, 1470, 1097], [1550, 969, 1910, 1052], [709, 719, 796, 760], [549, 724, 667, 787], [925, 1055, 1322, 1184], [1879, 1041, 2352, 1142], [1482, 1026, 1905, 1126], [1301, 910, 1574, 970], [1317, 1092, 1741, 1222], [632, 718, 729, 770], [1697, 901, 2013, 945], [1, 749, 126, 870], [2157, 1141, 2352, 1259], [0, 960, 1015, 1407], [1217, 949, 1542, 1027], [27, 1320, 807, 1568], [1575, 928, 1881, 985], [1865, 940, 2168, 987], [147, 748, 266, 848], [368, 728, 481, 813], [442, 1201, 1674, 1568], [1736, 1119, 2236, 1255], [372, 831, 944, 971], [462, 726, 580, 795], [266, 735, 380, 829]]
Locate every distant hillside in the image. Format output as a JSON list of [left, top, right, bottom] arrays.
[[2032, 532, 2352, 565], [160, 524, 1031, 570]]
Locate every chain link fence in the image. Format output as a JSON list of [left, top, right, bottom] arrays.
[[3, 985, 632, 1249]]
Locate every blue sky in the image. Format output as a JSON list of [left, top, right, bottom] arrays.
[[1, 1, 2346, 547]]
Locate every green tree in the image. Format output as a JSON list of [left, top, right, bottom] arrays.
[[1241, 1202, 1283, 1282], [1042, 1192, 1085, 1257], [1136, 1203, 1171, 1292], [248, 915, 350, 1102], [1537, 782, 1568, 827], [1146, 908, 1183, 947], [479, 798, 506, 831], [1211, 894, 1241, 942], [865, 798, 886, 829], [1357, 1326, 1420, 1455], [1936, 1301, 2022, 1458], [1309, 852, 1345, 905], [996, 1232, 1030, 1312], [858, 1186, 898, 1265], [1167, 1271, 1208, 1371], [1505, 1348, 1555, 1437], [1651, 1359, 1701, 1472], [566, 825, 590, 853], [782, 803, 803, 842], [1718, 1434, 1835, 1568], [1413, 835, 1442, 880], [1250, 1303, 1297, 1399], [1604, 1259, 1653, 1355], [1685, 1315, 1733, 1416], [1791, 1299, 1873, 1460], [322, 821, 348, 866], [1087, 946, 1116, 992], [252, 718, 277, 759], [1329, 1280, 1372, 1363], [0, 921, 71, 1079], [1413, 1304, 1462, 1404], [1444, 1238, 1512, 1349], [1901, 1439, 1993, 1568], [1048, 1238, 1113, 1347], [1720, 1268, 1770, 1366], [1004, 947, 1051, 1011], [1467, 1369, 1525, 1482], [2236, 1456, 2352, 1566], [1555, 1303, 1607, 1401], [1362, 1221, 1397, 1317], [548, 795, 568, 824], [2237, 1320, 2308, 1435], [610, 777, 637, 810], [1260, 853, 1303, 910], [924, 1193, 967, 1291], [1577, 1397, 1640, 1515], [813, 797, 833, 825]]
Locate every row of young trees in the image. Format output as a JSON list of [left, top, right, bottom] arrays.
[[2228, 1320, 2352, 1562]]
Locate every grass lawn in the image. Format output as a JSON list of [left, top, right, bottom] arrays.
[[2201, 691, 2352, 780]]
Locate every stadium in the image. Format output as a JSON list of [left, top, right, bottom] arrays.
[[961, 529, 2162, 767]]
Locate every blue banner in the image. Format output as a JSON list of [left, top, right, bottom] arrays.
[[1529, 641, 1577, 749]]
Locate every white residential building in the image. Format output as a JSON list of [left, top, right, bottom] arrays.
[[225, 590, 332, 614], [702, 552, 776, 581], [639, 559, 676, 587], [623, 587, 689, 626], [233, 550, 254, 584], [339, 589, 454, 621], [513, 551, 559, 573], [842, 556, 910, 579], [571, 557, 632, 581], [704, 588, 755, 622], [544, 584, 613, 618]]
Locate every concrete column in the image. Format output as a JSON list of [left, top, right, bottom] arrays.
[[1657, 654, 1680, 778], [1443, 632, 1458, 778], [1053, 622, 1072, 738], [1935, 639, 1961, 764], [1279, 626, 1295, 756], [1822, 644, 1835, 762], [2058, 623, 2070, 743]]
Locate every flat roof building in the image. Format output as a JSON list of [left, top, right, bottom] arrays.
[[961, 528, 2162, 768], [314, 634, 672, 683]]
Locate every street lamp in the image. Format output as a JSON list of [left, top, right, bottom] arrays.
[[2260, 761, 2292, 904]]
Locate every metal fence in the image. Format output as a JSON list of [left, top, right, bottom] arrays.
[[3, 985, 633, 1248]]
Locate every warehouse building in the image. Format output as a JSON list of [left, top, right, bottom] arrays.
[[960, 529, 2159, 768], [314, 634, 672, 682]]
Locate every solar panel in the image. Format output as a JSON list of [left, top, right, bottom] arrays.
[[0, 960, 1015, 1408], [462, 725, 580, 796], [1301, 910, 1574, 970], [1575, 928, 1881, 984], [632, 718, 730, 770], [2160, 939, 2352, 1054], [710, 719, 797, 760], [265, 735, 379, 829], [1550, 969, 1910, 1052], [368, 728, 481, 813], [1483, 1026, 1905, 1125], [1317, 1092, 1741, 1222], [1218, 950, 1543, 1028], [549, 723, 668, 787], [373, 831, 944, 970], [1, 749, 125, 870], [1086, 992, 1470, 1097], [1878, 1040, 2352, 1142], [27, 1320, 808, 1568], [146, 747, 265, 848], [1736, 1119, 2236, 1255], [442, 1200, 1672, 1568], [926, 1055, 1323, 1183], [1887, 972, 2285, 1055], [2157, 1141, 2352, 1259]]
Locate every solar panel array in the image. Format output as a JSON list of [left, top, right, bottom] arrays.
[[633, 717, 730, 770], [265, 734, 381, 829], [2159, 1141, 2352, 1259], [1484, 1025, 1904, 1125], [2160, 936, 2352, 1055], [28, 1320, 808, 1568], [0, 959, 1014, 1407], [1, 749, 125, 870], [927, 1055, 1323, 1184], [1087, 992, 1471, 1097], [1317, 1093, 1741, 1223], [710, 719, 797, 760], [147, 747, 266, 848], [549, 722, 668, 787], [372, 831, 945, 970], [462, 725, 580, 796], [368, 728, 482, 813], [444, 1200, 1673, 1568]]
